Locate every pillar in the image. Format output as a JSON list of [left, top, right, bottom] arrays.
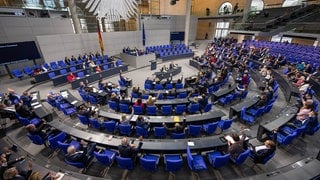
[[184, 0, 192, 46], [242, 0, 253, 23], [67, 0, 82, 34]]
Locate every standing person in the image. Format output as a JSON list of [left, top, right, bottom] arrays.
[[118, 136, 143, 159], [233, 3, 239, 14]]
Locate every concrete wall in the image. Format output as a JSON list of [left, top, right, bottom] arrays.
[[36, 30, 170, 62]]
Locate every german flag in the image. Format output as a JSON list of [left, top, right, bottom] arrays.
[[97, 19, 104, 55]]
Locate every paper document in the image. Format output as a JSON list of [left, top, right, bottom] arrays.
[[187, 142, 195, 146], [71, 100, 78, 105], [34, 104, 42, 109]]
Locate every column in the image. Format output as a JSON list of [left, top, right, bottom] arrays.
[[67, 0, 81, 34], [184, 0, 192, 46], [242, 0, 252, 23]]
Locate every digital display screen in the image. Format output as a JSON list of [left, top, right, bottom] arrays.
[[0, 41, 41, 64]]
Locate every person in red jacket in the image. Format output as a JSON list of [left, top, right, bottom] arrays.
[[67, 72, 76, 82]]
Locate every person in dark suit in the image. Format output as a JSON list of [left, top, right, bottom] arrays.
[[2, 161, 32, 180], [15, 101, 36, 119], [0, 153, 25, 179], [118, 137, 143, 159], [20, 92, 32, 108], [66, 142, 96, 166], [249, 140, 276, 163]]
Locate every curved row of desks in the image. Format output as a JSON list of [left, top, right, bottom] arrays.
[[48, 119, 228, 153]]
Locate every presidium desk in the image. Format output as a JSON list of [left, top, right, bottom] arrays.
[[120, 53, 156, 68]]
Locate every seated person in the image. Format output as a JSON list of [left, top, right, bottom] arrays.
[[145, 95, 157, 106], [304, 111, 319, 136], [7, 88, 20, 105], [66, 141, 96, 166], [249, 139, 276, 163], [118, 137, 143, 159], [136, 115, 150, 130], [119, 71, 132, 87], [3, 161, 33, 180], [163, 113, 187, 134], [78, 105, 93, 119], [25, 123, 48, 139], [198, 94, 209, 111], [67, 72, 76, 82], [0, 152, 25, 178], [15, 101, 36, 119], [95, 65, 102, 73], [226, 133, 247, 159], [120, 114, 130, 125], [134, 98, 145, 110], [293, 100, 313, 126], [169, 61, 177, 69], [160, 65, 168, 72], [20, 91, 32, 108]]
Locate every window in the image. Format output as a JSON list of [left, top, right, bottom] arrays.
[[215, 22, 229, 38], [218, 2, 232, 15]]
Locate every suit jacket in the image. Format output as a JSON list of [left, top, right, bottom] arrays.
[[251, 146, 275, 163], [11, 170, 32, 180], [228, 135, 246, 159], [118, 142, 143, 158]]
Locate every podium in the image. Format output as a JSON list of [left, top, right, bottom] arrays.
[[150, 60, 157, 70]]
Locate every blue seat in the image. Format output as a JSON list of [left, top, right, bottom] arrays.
[[203, 103, 213, 112], [108, 100, 118, 111], [154, 127, 167, 138], [207, 151, 230, 169], [140, 154, 160, 173], [263, 104, 273, 113], [118, 80, 126, 87], [58, 60, 67, 67], [89, 118, 102, 129], [218, 95, 232, 105], [94, 149, 117, 176], [230, 149, 250, 165], [77, 71, 85, 78], [166, 83, 173, 90], [77, 114, 90, 126], [144, 83, 152, 90], [133, 105, 144, 115], [23, 67, 34, 76], [188, 103, 200, 114], [27, 133, 45, 145], [240, 107, 255, 125], [171, 132, 185, 139], [116, 156, 134, 170], [58, 140, 80, 154], [188, 125, 202, 137], [12, 69, 24, 79], [104, 120, 118, 134], [48, 132, 66, 151], [119, 124, 132, 136], [50, 62, 59, 69], [178, 92, 187, 98], [164, 154, 183, 173], [146, 105, 157, 116], [249, 151, 275, 164], [119, 103, 131, 114], [61, 106, 76, 116], [161, 105, 172, 116], [218, 119, 233, 132], [186, 146, 207, 171], [175, 83, 183, 89], [247, 106, 265, 117], [203, 122, 219, 135], [175, 104, 186, 115], [276, 131, 297, 145], [48, 72, 56, 79], [155, 84, 163, 90], [16, 114, 42, 126], [43, 63, 50, 70], [141, 94, 149, 100], [136, 126, 149, 138], [59, 69, 68, 75], [70, 66, 76, 72]]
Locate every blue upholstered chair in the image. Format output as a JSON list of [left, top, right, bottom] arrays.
[[188, 125, 202, 137], [154, 127, 167, 138], [146, 106, 157, 116], [240, 107, 255, 125], [186, 146, 207, 171], [94, 149, 117, 176], [104, 120, 118, 134], [140, 154, 160, 173], [230, 149, 250, 165], [89, 118, 102, 129], [133, 105, 143, 115], [135, 126, 149, 138], [171, 132, 185, 139], [116, 156, 134, 170], [164, 154, 183, 173], [119, 124, 132, 136], [27, 133, 46, 145], [203, 122, 219, 135], [218, 119, 233, 132], [207, 151, 230, 169], [161, 105, 172, 116]]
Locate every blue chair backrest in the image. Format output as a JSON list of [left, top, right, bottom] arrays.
[[171, 132, 185, 139], [116, 156, 134, 170], [165, 158, 183, 172], [77, 71, 84, 77], [203, 122, 219, 134], [188, 125, 202, 136], [119, 124, 132, 135], [186, 146, 194, 170], [175, 104, 187, 115], [189, 103, 199, 113], [259, 152, 275, 164], [104, 120, 117, 133], [60, 69, 67, 75], [175, 83, 183, 89], [219, 119, 233, 130], [119, 103, 130, 113], [89, 118, 102, 129], [108, 100, 118, 111], [161, 105, 172, 115], [133, 105, 143, 115], [154, 127, 166, 138], [70, 67, 76, 72], [203, 103, 213, 112], [178, 92, 187, 98], [27, 134, 44, 145], [233, 149, 250, 165], [48, 72, 56, 79], [146, 106, 157, 115], [94, 150, 116, 166], [140, 156, 158, 172], [136, 126, 148, 137], [155, 84, 163, 90], [212, 153, 230, 168], [77, 114, 89, 125], [48, 132, 66, 150]]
